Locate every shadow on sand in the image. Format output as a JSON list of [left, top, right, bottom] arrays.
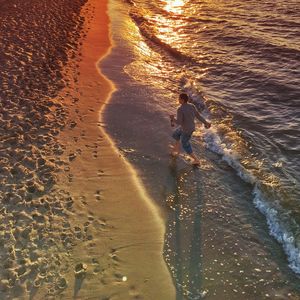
[[73, 273, 86, 299]]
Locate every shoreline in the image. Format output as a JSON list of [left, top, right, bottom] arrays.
[[95, 0, 300, 299], [1, 0, 299, 298], [55, 0, 176, 298]]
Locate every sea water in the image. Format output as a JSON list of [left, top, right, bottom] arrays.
[[101, 0, 300, 299]]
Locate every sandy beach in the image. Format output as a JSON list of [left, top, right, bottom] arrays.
[[0, 0, 175, 299]]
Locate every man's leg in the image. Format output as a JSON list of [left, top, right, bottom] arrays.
[[171, 128, 182, 156], [181, 133, 200, 164]]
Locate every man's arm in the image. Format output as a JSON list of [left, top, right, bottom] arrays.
[[175, 107, 183, 125], [194, 106, 211, 128], [189, 98, 205, 112], [170, 108, 183, 126]]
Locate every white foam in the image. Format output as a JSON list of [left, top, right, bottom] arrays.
[[203, 127, 300, 275], [180, 76, 206, 112], [253, 186, 300, 274], [203, 128, 256, 184]]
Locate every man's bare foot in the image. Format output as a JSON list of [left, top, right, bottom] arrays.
[[169, 144, 179, 157], [171, 151, 179, 157], [192, 159, 200, 166]]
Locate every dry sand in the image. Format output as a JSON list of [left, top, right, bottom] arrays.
[[0, 0, 175, 299]]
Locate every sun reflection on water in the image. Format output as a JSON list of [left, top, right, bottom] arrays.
[[163, 0, 187, 14]]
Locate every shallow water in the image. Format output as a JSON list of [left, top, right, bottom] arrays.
[[101, 0, 300, 298]]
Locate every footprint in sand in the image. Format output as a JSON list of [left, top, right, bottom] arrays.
[[109, 250, 120, 264], [93, 266, 101, 274], [129, 286, 142, 299], [97, 170, 105, 177], [64, 165, 70, 172], [92, 258, 101, 274], [70, 120, 77, 128], [84, 221, 90, 229], [91, 258, 99, 265], [79, 195, 87, 205], [56, 276, 68, 290], [93, 150, 98, 159], [88, 215, 94, 221], [74, 226, 82, 239], [95, 190, 102, 201], [69, 153, 76, 161], [93, 218, 107, 231], [68, 173, 73, 182]]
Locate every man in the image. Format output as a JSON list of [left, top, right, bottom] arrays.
[[170, 93, 211, 165]]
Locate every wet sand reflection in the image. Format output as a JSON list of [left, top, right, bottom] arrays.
[[164, 159, 204, 300]]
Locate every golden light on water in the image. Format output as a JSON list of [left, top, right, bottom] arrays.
[[163, 0, 186, 14]]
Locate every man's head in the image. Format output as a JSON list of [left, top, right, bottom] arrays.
[[179, 93, 189, 104]]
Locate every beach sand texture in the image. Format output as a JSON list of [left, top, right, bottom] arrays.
[[0, 0, 175, 299]]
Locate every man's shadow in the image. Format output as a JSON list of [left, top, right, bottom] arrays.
[[73, 272, 86, 299], [164, 158, 204, 300]]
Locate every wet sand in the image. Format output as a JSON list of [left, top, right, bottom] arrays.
[[0, 0, 175, 299]]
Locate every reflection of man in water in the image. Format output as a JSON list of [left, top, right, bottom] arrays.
[[170, 93, 211, 165]]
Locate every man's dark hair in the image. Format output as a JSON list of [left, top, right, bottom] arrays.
[[179, 93, 189, 102]]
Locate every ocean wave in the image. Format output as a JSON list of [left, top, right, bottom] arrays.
[[211, 29, 300, 62], [179, 76, 207, 112], [253, 186, 300, 274], [129, 8, 196, 63], [122, 0, 300, 276], [203, 127, 300, 275]]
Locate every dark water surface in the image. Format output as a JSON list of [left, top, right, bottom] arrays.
[[101, 0, 300, 298]]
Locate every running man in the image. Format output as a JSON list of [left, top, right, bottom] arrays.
[[170, 93, 211, 165]]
